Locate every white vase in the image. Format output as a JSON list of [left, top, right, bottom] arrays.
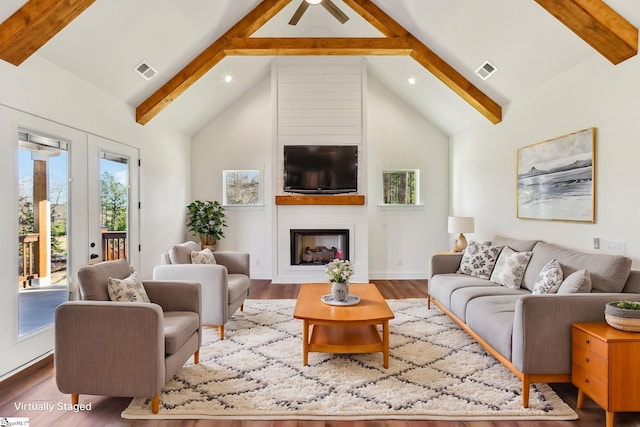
[[331, 281, 349, 302]]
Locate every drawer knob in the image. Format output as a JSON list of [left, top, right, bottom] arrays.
[[585, 339, 590, 344], [585, 357, 590, 363], [585, 378, 590, 384]]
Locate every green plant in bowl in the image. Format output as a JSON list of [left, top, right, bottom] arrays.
[[616, 301, 640, 310]]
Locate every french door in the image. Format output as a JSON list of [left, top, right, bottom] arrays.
[[87, 135, 139, 270]]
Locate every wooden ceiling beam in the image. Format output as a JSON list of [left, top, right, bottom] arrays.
[[136, 0, 293, 125], [535, 0, 637, 64], [224, 37, 412, 56], [344, 0, 502, 124], [0, 0, 96, 66], [137, 0, 503, 126]]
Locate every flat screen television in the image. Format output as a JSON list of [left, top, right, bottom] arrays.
[[284, 145, 358, 194]]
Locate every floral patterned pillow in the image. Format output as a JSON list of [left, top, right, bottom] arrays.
[[489, 246, 533, 289], [532, 259, 564, 294], [457, 241, 503, 280], [191, 248, 217, 264], [107, 271, 150, 302]]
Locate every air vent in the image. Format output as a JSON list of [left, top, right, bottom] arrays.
[[475, 61, 497, 80], [134, 61, 158, 81]]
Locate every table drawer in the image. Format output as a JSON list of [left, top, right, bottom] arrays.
[[572, 345, 608, 383], [573, 328, 608, 359], [573, 362, 609, 409]]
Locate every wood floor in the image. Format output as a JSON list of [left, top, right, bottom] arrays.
[[1, 280, 638, 426]]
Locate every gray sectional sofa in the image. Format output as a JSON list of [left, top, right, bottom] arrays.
[[428, 236, 640, 408]]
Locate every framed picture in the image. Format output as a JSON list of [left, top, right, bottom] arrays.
[[517, 128, 595, 222], [223, 170, 261, 206]]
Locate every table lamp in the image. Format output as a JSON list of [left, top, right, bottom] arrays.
[[448, 216, 475, 252]]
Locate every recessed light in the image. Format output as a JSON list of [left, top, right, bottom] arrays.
[[224, 74, 233, 83], [407, 77, 416, 85]]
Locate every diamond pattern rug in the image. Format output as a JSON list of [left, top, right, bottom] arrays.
[[122, 298, 578, 420]]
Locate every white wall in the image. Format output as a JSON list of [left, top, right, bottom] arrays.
[[192, 64, 451, 280], [451, 53, 640, 268], [191, 75, 273, 278], [0, 55, 191, 378], [367, 76, 450, 278]]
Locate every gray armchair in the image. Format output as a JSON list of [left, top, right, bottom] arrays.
[[153, 241, 250, 340], [54, 259, 201, 414]]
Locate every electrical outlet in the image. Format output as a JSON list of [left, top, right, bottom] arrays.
[[396, 259, 403, 266], [604, 240, 625, 255]]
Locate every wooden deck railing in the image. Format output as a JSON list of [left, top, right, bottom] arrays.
[[19, 233, 39, 287], [102, 231, 127, 261]]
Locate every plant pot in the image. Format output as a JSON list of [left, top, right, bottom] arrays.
[[200, 235, 217, 251], [605, 302, 640, 332], [331, 282, 349, 302]]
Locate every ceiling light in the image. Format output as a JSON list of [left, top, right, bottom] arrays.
[[306, 0, 322, 4], [407, 77, 416, 85], [224, 74, 233, 83]]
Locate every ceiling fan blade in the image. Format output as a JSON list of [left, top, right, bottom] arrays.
[[288, 1, 310, 26], [321, 0, 349, 24]]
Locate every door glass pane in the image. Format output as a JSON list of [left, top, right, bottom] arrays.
[[100, 152, 128, 261], [18, 131, 69, 337]]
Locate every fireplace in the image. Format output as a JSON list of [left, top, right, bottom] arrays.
[[290, 229, 349, 266]]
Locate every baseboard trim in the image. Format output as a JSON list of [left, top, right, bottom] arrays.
[[0, 352, 53, 389]]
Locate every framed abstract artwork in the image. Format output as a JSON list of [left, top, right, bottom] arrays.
[[222, 170, 261, 206], [517, 128, 596, 222]]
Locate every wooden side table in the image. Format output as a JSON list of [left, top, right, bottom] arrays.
[[572, 322, 640, 427]]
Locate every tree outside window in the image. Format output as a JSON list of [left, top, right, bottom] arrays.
[[382, 169, 419, 205]]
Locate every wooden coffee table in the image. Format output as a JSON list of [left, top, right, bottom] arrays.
[[293, 283, 395, 368]]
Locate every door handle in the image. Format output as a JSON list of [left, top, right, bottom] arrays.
[[90, 253, 99, 259]]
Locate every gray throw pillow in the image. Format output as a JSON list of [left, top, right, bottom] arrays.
[[557, 269, 592, 294], [532, 259, 564, 294], [490, 246, 533, 289], [457, 241, 503, 280], [169, 241, 200, 264]]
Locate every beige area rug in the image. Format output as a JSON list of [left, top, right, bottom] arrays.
[[122, 298, 578, 421]]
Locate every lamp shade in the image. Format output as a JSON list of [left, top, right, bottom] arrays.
[[448, 216, 475, 234]]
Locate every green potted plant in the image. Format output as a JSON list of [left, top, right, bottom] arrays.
[[605, 301, 640, 332], [186, 200, 227, 250]]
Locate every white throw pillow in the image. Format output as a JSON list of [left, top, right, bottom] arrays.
[[457, 241, 503, 280], [532, 259, 564, 294], [558, 269, 592, 294], [191, 248, 217, 264], [107, 271, 150, 302], [489, 246, 533, 289]]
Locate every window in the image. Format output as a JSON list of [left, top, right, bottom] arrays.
[[381, 169, 419, 205], [223, 170, 261, 206]]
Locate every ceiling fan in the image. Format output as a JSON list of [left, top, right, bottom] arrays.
[[288, 0, 350, 26]]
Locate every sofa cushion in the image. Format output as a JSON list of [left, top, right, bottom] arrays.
[[450, 285, 528, 322], [163, 311, 200, 355], [558, 269, 592, 294], [107, 271, 151, 303], [78, 259, 133, 301], [490, 247, 533, 289], [429, 273, 492, 310], [228, 274, 251, 303], [457, 241, 502, 280], [532, 259, 564, 294], [191, 248, 217, 264], [169, 241, 200, 264], [465, 295, 520, 361], [492, 236, 538, 253], [523, 242, 631, 293]]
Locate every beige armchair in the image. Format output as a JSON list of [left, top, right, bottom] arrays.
[[54, 259, 201, 414], [153, 241, 250, 340]]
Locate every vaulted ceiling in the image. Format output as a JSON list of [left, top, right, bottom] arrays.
[[0, 0, 638, 136]]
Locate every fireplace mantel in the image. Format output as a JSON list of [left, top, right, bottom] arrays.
[[275, 195, 365, 206]]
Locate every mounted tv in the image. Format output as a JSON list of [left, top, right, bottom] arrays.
[[284, 145, 358, 194]]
